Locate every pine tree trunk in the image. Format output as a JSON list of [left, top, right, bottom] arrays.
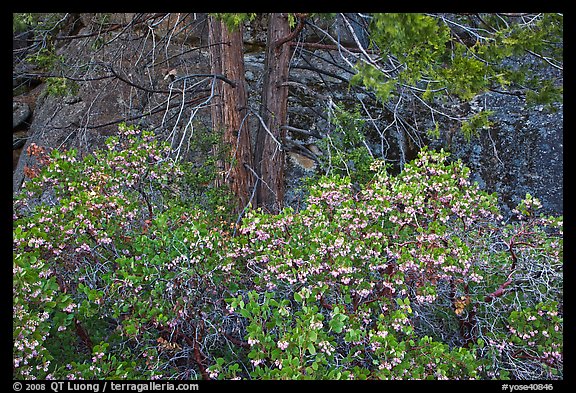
[[208, 17, 254, 213], [255, 13, 291, 214], [208, 19, 224, 187]]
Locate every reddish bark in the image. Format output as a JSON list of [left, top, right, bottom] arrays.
[[223, 332, 251, 349], [74, 318, 94, 352], [208, 17, 254, 213], [254, 13, 292, 214], [484, 278, 513, 302]]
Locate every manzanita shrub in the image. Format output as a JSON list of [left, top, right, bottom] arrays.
[[13, 124, 238, 379], [13, 126, 562, 380], [213, 148, 563, 380]]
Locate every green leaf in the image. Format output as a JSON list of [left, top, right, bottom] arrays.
[[477, 338, 485, 348], [308, 343, 316, 355], [329, 314, 347, 333], [291, 357, 299, 367], [309, 330, 318, 342], [294, 291, 302, 303]]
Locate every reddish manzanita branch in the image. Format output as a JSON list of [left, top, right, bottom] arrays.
[[74, 318, 94, 352], [509, 241, 518, 271], [484, 233, 529, 303], [223, 332, 251, 349], [192, 339, 210, 380], [512, 349, 561, 367], [158, 324, 210, 380], [459, 284, 477, 347], [52, 271, 94, 351], [483, 230, 536, 303], [508, 225, 539, 268], [484, 275, 513, 302], [448, 279, 479, 346], [352, 292, 360, 312], [319, 295, 333, 310]]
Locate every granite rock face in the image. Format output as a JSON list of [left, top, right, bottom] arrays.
[[13, 102, 31, 129], [448, 94, 563, 218]]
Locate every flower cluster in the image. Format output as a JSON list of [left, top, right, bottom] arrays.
[[219, 147, 562, 380], [13, 125, 201, 380]]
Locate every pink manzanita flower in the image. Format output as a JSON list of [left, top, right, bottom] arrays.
[[92, 352, 105, 363], [310, 320, 323, 330], [318, 341, 334, 356], [74, 243, 91, 254], [98, 237, 112, 245], [277, 340, 289, 350], [379, 361, 392, 371], [250, 359, 264, 367], [357, 288, 371, 298], [254, 230, 270, 242]]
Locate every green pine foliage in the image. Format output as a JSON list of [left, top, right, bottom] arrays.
[[210, 13, 257, 30], [351, 13, 562, 137]]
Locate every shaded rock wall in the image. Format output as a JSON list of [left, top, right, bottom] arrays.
[[439, 93, 563, 218]]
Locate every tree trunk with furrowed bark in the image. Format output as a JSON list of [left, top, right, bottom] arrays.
[[208, 16, 254, 213], [253, 13, 291, 214]]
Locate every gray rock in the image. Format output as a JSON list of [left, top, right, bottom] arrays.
[[13, 102, 31, 129], [441, 92, 563, 218], [13, 130, 28, 150], [245, 70, 255, 81]]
